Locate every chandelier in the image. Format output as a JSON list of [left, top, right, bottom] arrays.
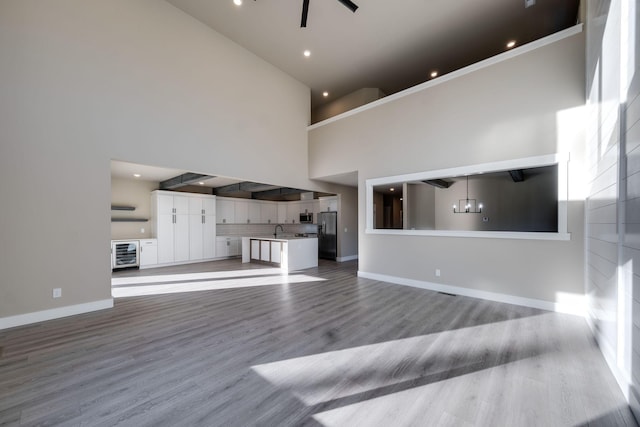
[[453, 176, 483, 213]]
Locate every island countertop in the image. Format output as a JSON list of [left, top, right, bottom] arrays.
[[241, 236, 318, 273]]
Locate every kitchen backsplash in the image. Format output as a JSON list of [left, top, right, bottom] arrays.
[[217, 223, 318, 237]]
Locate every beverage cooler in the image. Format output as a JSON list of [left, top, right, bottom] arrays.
[[111, 240, 140, 269]]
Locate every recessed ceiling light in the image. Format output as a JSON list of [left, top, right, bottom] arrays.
[[323, 91, 329, 97], [233, 0, 242, 5], [133, 173, 141, 178], [390, 187, 395, 192], [430, 71, 438, 78], [506, 40, 516, 49], [303, 50, 311, 57], [199, 182, 205, 185]]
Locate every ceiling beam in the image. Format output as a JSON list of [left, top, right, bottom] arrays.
[[251, 187, 306, 199], [214, 181, 280, 194], [159, 173, 213, 190], [509, 170, 525, 182], [422, 179, 451, 189]]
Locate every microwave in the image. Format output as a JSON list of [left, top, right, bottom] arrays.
[[299, 212, 313, 223]]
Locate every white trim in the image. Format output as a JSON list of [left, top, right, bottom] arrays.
[[0, 299, 114, 330], [365, 229, 571, 241], [357, 271, 586, 317], [308, 24, 583, 131], [337, 255, 358, 262]]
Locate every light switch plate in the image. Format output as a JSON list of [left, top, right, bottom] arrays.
[[53, 288, 62, 298]]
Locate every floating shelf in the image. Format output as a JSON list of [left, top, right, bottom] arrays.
[[111, 205, 136, 211], [111, 218, 148, 222]]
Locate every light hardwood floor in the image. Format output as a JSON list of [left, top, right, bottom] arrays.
[[0, 259, 637, 426]]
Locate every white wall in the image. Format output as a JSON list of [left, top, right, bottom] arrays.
[[0, 0, 317, 323], [433, 172, 558, 232], [309, 29, 586, 305], [111, 177, 159, 240], [585, 0, 640, 414], [406, 184, 435, 230]]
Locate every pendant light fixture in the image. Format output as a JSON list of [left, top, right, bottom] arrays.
[[453, 176, 483, 213]]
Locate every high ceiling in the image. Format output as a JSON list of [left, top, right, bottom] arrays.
[[165, 0, 580, 109]]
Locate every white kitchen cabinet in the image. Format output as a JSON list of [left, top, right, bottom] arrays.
[[139, 239, 158, 267], [230, 238, 241, 256], [251, 239, 260, 260], [216, 198, 235, 224], [261, 202, 277, 224], [260, 240, 270, 261], [277, 203, 287, 224], [152, 192, 190, 264], [271, 241, 282, 264], [248, 201, 261, 224], [286, 201, 300, 224], [152, 191, 215, 265], [234, 199, 249, 224], [216, 237, 229, 258], [318, 196, 338, 212], [216, 236, 241, 258], [188, 196, 216, 261]]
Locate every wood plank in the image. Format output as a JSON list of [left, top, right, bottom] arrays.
[[0, 259, 635, 426]]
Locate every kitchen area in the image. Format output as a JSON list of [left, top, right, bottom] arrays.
[[110, 161, 347, 275]]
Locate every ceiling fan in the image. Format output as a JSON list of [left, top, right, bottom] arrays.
[[300, 0, 359, 28]]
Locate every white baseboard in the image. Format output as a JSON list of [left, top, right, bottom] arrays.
[[357, 271, 586, 317], [0, 299, 114, 330], [337, 255, 358, 262]]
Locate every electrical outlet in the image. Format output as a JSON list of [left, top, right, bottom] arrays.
[[524, 0, 535, 7], [140, 228, 145, 233], [435, 269, 441, 277], [53, 288, 62, 298]]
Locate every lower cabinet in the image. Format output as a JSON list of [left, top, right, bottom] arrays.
[[270, 241, 282, 264], [248, 238, 284, 265], [216, 236, 241, 258], [139, 239, 158, 267]]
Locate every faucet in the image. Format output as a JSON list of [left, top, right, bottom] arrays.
[[274, 224, 284, 239]]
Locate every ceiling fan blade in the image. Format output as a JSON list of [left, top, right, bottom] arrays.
[[301, 0, 309, 27], [337, 0, 358, 13]]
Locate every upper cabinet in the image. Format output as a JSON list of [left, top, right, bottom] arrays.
[[248, 201, 261, 224], [215, 196, 337, 224], [234, 199, 249, 224], [277, 203, 287, 224], [216, 198, 235, 224], [286, 201, 300, 224], [261, 202, 278, 224], [318, 196, 338, 212]]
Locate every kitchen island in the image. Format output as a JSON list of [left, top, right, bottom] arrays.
[[241, 236, 318, 273]]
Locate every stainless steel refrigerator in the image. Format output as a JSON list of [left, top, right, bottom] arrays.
[[317, 211, 337, 260]]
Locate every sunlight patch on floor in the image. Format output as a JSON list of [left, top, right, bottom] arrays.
[[252, 313, 626, 425], [111, 267, 284, 286], [112, 271, 325, 297]]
